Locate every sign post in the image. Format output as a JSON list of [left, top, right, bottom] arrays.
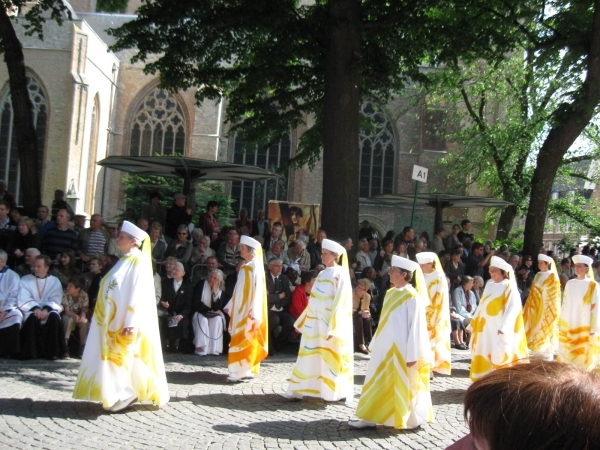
[[410, 165, 428, 227]]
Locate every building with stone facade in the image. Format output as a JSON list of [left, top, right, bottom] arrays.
[[0, 1, 494, 239]]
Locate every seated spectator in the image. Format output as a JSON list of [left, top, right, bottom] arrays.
[[353, 278, 372, 354], [367, 238, 379, 264], [191, 228, 204, 248], [159, 262, 193, 353], [449, 306, 468, 350], [234, 208, 253, 235], [373, 239, 394, 276], [194, 255, 219, 284], [78, 214, 110, 264], [15, 247, 39, 277], [51, 249, 81, 289], [355, 238, 372, 272], [265, 239, 290, 267], [0, 249, 22, 358], [161, 256, 178, 282], [190, 235, 216, 266], [266, 257, 295, 352], [307, 229, 326, 269], [289, 271, 316, 320], [0, 200, 16, 252], [36, 205, 55, 237], [18, 255, 67, 359], [191, 269, 230, 356], [50, 189, 74, 222], [42, 209, 78, 261], [393, 241, 408, 258], [452, 276, 478, 327], [150, 223, 167, 269], [225, 258, 245, 296], [217, 229, 240, 276], [285, 265, 300, 292], [82, 256, 104, 316], [472, 275, 484, 303], [286, 240, 311, 273], [164, 224, 193, 268], [61, 276, 89, 358], [559, 257, 573, 279], [451, 361, 600, 450], [13, 218, 40, 266], [264, 222, 285, 252], [445, 249, 466, 291]]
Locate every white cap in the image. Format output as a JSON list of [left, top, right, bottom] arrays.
[[240, 235, 261, 250], [392, 255, 419, 272], [322, 239, 345, 256], [538, 254, 554, 264], [121, 220, 149, 243], [490, 255, 512, 272], [572, 254, 594, 266], [416, 252, 436, 264]]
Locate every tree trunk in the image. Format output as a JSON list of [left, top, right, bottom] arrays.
[[523, 0, 600, 257], [495, 205, 516, 240], [0, 8, 42, 215], [321, 0, 360, 242]]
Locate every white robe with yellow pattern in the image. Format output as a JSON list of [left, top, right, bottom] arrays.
[[468, 279, 529, 381], [423, 271, 451, 374], [73, 247, 169, 408], [355, 286, 433, 429], [523, 271, 560, 358], [557, 278, 600, 371], [285, 265, 354, 402]]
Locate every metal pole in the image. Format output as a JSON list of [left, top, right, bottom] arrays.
[[410, 180, 420, 228]]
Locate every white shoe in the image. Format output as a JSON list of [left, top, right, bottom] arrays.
[[348, 419, 377, 429], [212, 352, 220, 356], [226, 375, 246, 383], [280, 391, 303, 400], [109, 395, 138, 413], [195, 350, 207, 356], [242, 374, 255, 380]]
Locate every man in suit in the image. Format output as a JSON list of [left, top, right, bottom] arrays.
[[266, 257, 295, 352], [159, 262, 193, 352], [264, 222, 285, 252], [251, 209, 270, 240]]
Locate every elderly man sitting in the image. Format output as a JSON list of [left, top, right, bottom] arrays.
[[159, 262, 193, 353], [286, 240, 311, 273], [266, 257, 296, 352], [0, 249, 22, 358]]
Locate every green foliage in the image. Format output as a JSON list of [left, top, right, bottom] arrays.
[[548, 194, 600, 237], [3, 0, 71, 43], [120, 174, 235, 226], [96, 0, 129, 13]]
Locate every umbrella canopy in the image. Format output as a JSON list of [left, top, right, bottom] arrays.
[[370, 193, 513, 232], [98, 155, 281, 209]]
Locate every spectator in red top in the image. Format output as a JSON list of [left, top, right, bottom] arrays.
[[200, 200, 221, 242], [234, 208, 253, 235], [289, 271, 317, 320]]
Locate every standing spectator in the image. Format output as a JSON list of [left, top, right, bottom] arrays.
[[159, 262, 193, 353], [234, 208, 253, 235], [308, 228, 326, 269], [217, 229, 241, 275], [41, 209, 78, 261], [352, 278, 372, 354], [444, 249, 466, 291], [0, 180, 17, 211], [289, 271, 316, 320], [50, 189, 74, 222], [36, 205, 55, 237], [559, 257, 574, 279], [141, 192, 167, 227], [165, 193, 193, 240], [0, 200, 16, 252], [465, 242, 494, 278], [164, 224, 193, 268], [456, 219, 474, 244], [287, 240, 311, 273], [367, 238, 379, 264], [251, 209, 269, 241], [0, 249, 22, 358], [13, 218, 40, 266], [358, 220, 377, 241], [199, 200, 221, 242], [430, 227, 445, 254], [444, 224, 461, 251], [78, 214, 110, 263], [373, 240, 394, 276], [150, 224, 167, 268], [355, 238, 372, 272], [61, 276, 89, 357], [73, 215, 87, 235], [266, 257, 295, 351], [264, 221, 285, 252]]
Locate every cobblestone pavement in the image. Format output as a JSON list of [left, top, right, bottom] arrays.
[[0, 348, 472, 449]]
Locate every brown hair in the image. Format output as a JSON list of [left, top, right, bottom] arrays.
[[464, 361, 600, 450]]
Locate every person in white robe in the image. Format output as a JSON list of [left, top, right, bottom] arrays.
[[282, 239, 354, 403], [557, 254, 600, 370], [18, 255, 66, 359], [0, 249, 22, 358], [73, 221, 169, 412], [192, 269, 229, 356], [468, 256, 529, 381], [349, 255, 434, 429], [223, 235, 268, 382], [416, 252, 452, 375], [522, 253, 561, 360]]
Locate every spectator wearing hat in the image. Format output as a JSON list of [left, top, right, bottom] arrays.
[[165, 193, 193, 240]]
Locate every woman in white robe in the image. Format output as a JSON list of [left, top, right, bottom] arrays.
[[0, 249, 23, 358], [73, 221, 169, 412], [350, 255, 433, 429], [18, 255, 65, 359], [557, 254, 600, 370], [282, 239, 354, 403], [468, 256, 529, 381], [416, 252, 452, 375]]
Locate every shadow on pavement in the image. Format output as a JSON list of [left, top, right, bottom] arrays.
[[182, 393, 334, 411], [431, 388, 465, 406], [166, 370, 227, 385], [0, 398, 105, 419]]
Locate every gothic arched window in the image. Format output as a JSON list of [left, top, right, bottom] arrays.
[[129, 88, 186, 156], [0, 73, 47, 204], [359, 101, 396, 198], [231, 135, 291, 218]]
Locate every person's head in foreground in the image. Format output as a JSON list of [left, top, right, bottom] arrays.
[[464, 361, 600, 450]]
